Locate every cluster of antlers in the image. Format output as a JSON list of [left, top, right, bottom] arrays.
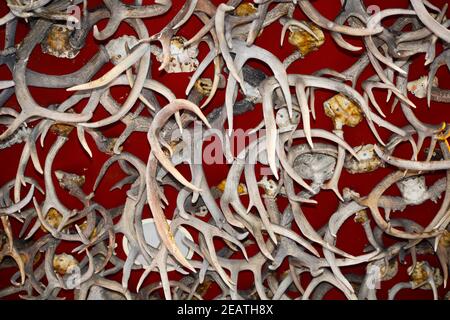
[[0, 0, 450, 300]]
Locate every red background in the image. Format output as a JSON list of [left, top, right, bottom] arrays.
[[0, 0, 449, 299]]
